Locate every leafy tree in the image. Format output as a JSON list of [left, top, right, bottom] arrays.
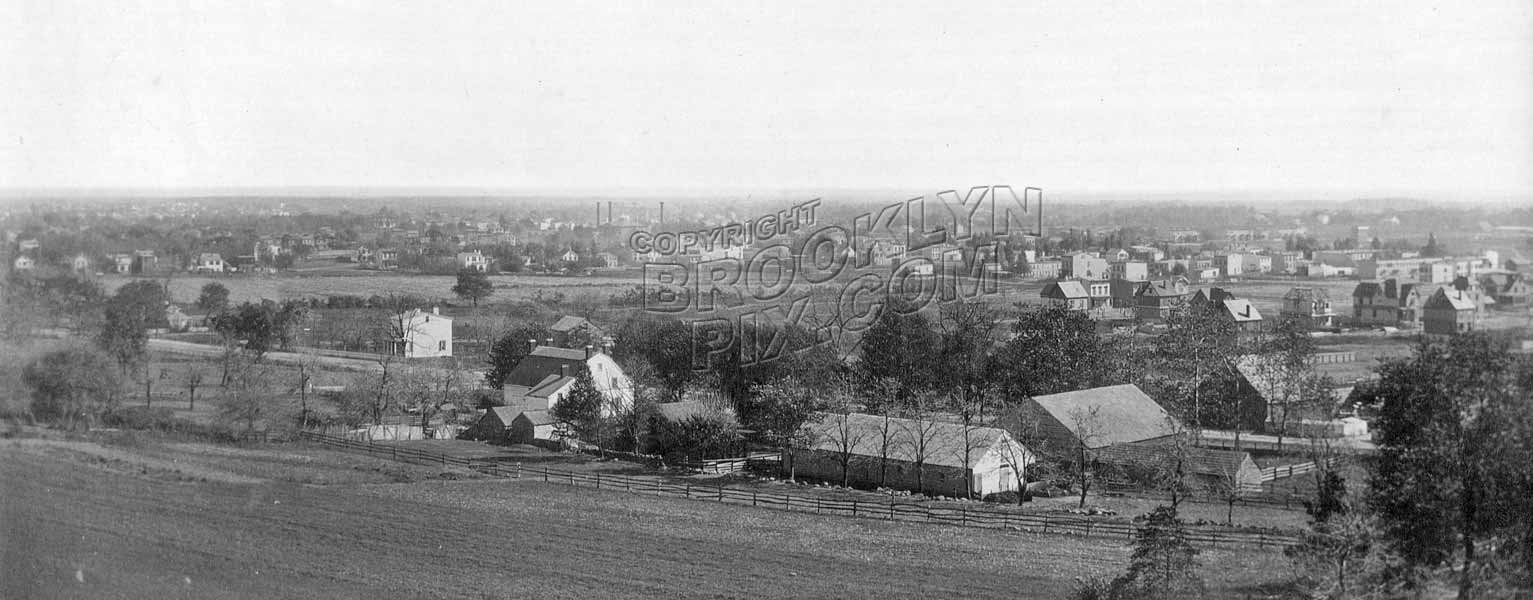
[[98, 295, 151, 373], [196, 282, 230, 315], [451, 268, 494, 307], [1109, 506, 1205, 599], [551, 367, 605, 441], [1365, 334, 1533, 597], [991, 305, 1106, 400], [746, 377, 825, 481], [484, 324, 552, 389], [1149, 305, 1241, 429], [22, 346, 122, 430], [213, 300, 308, 358], [855, 298, 938, 409]]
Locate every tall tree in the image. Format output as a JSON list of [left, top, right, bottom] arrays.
[[22, 346, 122, 430], [1366, 334, 1533, 597], [991, 305, 1107, 400], [451, 268, 494, 307], [196, 281, 230, 315], [746, 377, 825, 481], [856, 298, 938, 409], [551, 366, 606, 442], [484, 324, 552, 389]]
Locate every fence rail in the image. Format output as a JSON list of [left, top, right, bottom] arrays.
[[1259, 458, 1340, 482], [294, 431, 1298, 550]]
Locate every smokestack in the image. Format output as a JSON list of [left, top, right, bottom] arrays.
[[659, 201, 665, 224], [608, 201, 613, 224]]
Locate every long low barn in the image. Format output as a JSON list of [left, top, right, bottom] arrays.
[[790, 412, 1035, 498]]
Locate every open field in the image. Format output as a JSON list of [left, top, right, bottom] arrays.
[[0, 437, 1294, 599], [100, 272, 646, 306]]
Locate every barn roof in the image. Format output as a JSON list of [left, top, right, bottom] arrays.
[[802, 413, 1025, 469], [504, 346, 592, 387], [1029, 384, 1181, 448], [1093, 444, 1258, 478], [1042, 280, 1089, 300], [513, 410, 557, 426], [550, 315, 596, 333], [1424, 287, 1476, 311], [1219, 299, 1263, 323]]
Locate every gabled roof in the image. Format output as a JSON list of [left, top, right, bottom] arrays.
[[802, 413, 1023, 469], [550, 315, 598, 333], [653, 401, 737, 424], [1424, 287, 1476, 311], [1352, 281, 1382, 298], [1136, 279, 1189, 298], [1029, 384, 1181, 448], [487, 406, 521, 424], [398, 308, 452, 323], [1283, 287, 1330, 301], [503, 346, 594, 388], [1042, 280, 1089, 299], [1219, 299, 1263, 323], [1093, 444, 1258, 478], [1234, 355, 1300, 404], [513, 410, 558, 426]]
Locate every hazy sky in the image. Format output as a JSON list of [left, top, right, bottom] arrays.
[[2, 1, 1530, 197]]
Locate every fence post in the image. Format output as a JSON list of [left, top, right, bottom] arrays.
[[816, 497, 822, 513], [852, 499, 858, 517], [717, 486, 722, 502], [961, 507, 967, 526], [543, 467, 548, 483], [595, 472, 601, 489], [686, 483, 691, 498], [752, 491, 757, 507], [888, 501, 894, 521]]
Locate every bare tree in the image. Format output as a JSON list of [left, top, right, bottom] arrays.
[[820, 386, 871, 487], [184, 366, 204, 411], [1069, 405, 1106, 508], [896, 392, 945, 496]]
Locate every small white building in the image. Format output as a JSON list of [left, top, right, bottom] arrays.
[[457, 251, 489, 272], [395, 307, 453, 358], [194, 253, 225, 273]]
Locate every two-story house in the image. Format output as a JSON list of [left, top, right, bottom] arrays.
[[457, 250, 489, 273], [1422, 287, 1477, 335], [1280, 287, 1335, 327]]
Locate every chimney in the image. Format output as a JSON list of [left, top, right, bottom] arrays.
[[545, 337, 554, 347], [584, 344, 594, 359], [1240, 304, 1251, 318], [560, 364, 570, 377], [528, 338, 538, 352], [432, 306, 439, 315]]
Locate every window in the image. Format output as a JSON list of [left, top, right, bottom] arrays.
[[438, 341, 446, 351]]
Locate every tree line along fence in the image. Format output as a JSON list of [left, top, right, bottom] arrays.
[[294, 431, 1300, 550]]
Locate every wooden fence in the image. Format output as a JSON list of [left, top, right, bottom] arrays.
[[295, 431, 1297, 550], [1259, 458, 1339, 482]]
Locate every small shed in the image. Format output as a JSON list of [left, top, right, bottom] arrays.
[[459, 407, 520, 444], [509, 410, 561, 445]]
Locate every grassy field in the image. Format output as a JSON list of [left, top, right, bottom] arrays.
[[101, 272, 645, 306], [0, 437, 1296, 599]]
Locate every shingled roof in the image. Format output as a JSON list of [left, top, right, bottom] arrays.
[[1029, 384, 1181, 449], [802, 413, 1024, 469], [504, 346, 592, 388]]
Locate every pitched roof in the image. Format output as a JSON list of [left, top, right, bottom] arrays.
[[550, 315, 596, 333], [1283, 287, 1330, 301], [1028, 384, 1181, 448], [1137, 279, 1188, 298], [503, 346, 591, 387], [1043, 280, 1089, 299], [528, 374, 575, 398], [1093, 444, 1258, 478], [1352, 281, 1382, 298], [653, 401, 737, 424], [802, 413, 1024, 469], [1424, 287, 1476, 311], [1219, 299, 1263, 323], [1233, 355, 1301, 404], [513, 410, 558, 426], [487, 406, 521, 424]]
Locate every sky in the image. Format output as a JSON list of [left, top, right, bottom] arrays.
[[2, 1, 1530, 198]]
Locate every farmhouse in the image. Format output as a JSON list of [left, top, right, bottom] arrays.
[[1422, 286, 1477, 335], [501, 372, 575, 411], [1279, 287, 1335, 327], [1351, 279, 1421, 328], [1133, 278, 1191, 321], [549, 315, 607, 346], [791, 412, 1033, 498], [502, 345, 634, 413], [394, 307, 453, 358], [457, 250, 489, 272], [193, 253, 225, 273], [1232, 355, 1322, 431], [1040, 280, 1089, 312], [1480, 272, 1530, 307]]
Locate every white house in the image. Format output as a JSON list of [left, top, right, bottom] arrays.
[[395, 307, 453, 358], [560, 249, 581, 263], [457, 251, 489, 272], [502, 345, 634, 414], [194, 253, 225, 273]]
